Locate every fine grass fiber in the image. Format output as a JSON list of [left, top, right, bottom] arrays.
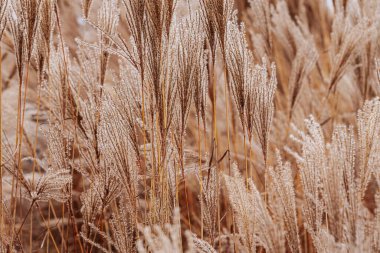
[[1, 0, 380, 252]]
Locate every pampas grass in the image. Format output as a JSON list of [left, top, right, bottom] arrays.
[[1, 0, 380, 252]]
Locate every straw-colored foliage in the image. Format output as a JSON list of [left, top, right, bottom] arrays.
[[1, 0, 380, 252]]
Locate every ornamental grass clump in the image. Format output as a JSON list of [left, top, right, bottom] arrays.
[[1, 0, 380, 252]]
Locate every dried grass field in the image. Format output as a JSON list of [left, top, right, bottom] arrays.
[[1, 0, 380, 252]]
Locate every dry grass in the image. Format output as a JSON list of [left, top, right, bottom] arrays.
[[1, 0, 380, 252]]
